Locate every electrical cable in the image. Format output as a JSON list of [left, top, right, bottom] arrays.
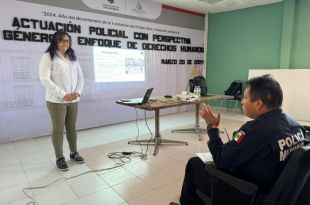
[[142, 110, 153, 158], [23, 150, 145, 205], [133, 108, 154, 159], [224, 128, 231, 141], [23, 106, 156, 204], [22, 99, 203, 204], [134, 108, 144, 156]]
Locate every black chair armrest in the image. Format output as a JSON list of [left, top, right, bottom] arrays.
[[205, 164, 259, 196]]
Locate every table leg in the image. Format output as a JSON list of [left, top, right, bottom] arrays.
[[171, 103, 207, 140], [128, 109, 188, 155]]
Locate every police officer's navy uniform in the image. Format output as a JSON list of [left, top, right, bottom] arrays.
[[180, 109, 308, 205]]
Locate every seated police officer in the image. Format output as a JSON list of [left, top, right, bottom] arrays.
[[170, 75, 308, 205]]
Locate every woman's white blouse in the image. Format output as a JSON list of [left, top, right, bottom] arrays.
[[39, 52, 84, 103]]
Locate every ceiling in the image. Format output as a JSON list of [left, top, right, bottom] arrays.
[[151, 0, 283, 14]]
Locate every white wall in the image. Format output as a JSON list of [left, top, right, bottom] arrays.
[[249, 69, 310, 122]]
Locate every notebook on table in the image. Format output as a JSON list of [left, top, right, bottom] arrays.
[[121, 88, 153, 105]]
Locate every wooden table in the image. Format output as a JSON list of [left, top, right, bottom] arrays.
[[116, 94, 232, 155]]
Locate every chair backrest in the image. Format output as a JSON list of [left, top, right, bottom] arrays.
[[296, 177, 310, 204], [201, 145, 310, 205], [224, 80, 243, 99], [261, 145, 310, 205]]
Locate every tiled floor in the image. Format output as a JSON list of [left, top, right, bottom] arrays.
[[0, 108, 248, 205]]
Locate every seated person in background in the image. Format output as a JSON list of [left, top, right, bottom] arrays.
[[170, 74, 309, 205]]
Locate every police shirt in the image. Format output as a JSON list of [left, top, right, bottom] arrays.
[[207, 109, 306, 192]]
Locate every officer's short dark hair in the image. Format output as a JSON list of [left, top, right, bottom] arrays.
[[245, 74, 283, 109]]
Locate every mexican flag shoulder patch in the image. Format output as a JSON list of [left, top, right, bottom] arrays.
[[233, 130, 246, 144]]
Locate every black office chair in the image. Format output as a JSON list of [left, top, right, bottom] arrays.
[[196, 145, 310, 205], [221, 80, 243, 113]]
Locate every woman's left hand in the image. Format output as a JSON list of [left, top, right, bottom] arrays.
[[71, 92, 80, 99], [63, 92, 80, 101]]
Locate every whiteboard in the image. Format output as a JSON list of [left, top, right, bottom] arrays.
[[248, 69, 310, 122]]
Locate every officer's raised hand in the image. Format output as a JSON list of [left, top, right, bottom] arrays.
[[200, 104, 220, 126]]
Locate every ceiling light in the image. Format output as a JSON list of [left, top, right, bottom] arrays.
[[197, 0, 225, 4]]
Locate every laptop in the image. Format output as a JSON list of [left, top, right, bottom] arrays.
[[121, 88, 153, 105]]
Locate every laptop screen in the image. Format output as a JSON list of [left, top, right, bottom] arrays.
[[121, 88, 153, 105], [140, 88, 153, 104]]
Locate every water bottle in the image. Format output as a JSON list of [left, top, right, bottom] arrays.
[[194, 86, 198, 97], [197, 86, 201, 98]]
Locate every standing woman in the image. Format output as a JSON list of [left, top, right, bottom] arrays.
[[39, 31, 84, 171]]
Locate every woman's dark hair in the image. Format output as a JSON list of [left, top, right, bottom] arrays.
[[245, 74, 283, 109], [46, 31, 77, 61]]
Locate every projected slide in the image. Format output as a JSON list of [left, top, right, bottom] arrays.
[[93, 47, 145, 82]]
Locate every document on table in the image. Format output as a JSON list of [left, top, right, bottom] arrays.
[[196, 152, 213, 164]]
